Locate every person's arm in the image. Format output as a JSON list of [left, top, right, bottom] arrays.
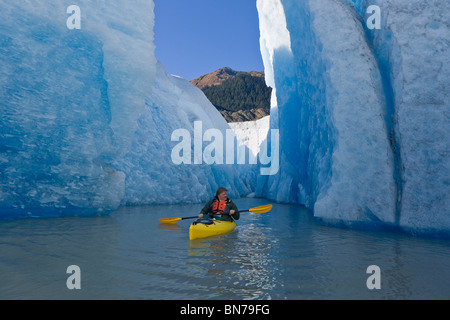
[[198, 199, 213, 218], [228, 201, 239, 220]]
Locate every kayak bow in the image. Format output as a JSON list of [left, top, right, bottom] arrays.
[[189, 219, 237, 240]]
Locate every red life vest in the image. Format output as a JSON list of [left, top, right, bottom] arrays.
[[211, 199, 227, 214]]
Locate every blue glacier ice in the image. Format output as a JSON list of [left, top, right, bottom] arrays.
[[115, 61, 255, 206], [256, 0, 450, 235], [0, 0, 253, 219]]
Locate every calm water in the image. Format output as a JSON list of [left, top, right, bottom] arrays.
[[0, 198, 449, 299]]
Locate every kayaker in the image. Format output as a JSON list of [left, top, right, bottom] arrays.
[[198, 187, 240, 221]]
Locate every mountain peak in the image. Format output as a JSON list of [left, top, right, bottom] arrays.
[[190, 67, 237, 89], [190, 67, 264, 90], [190, 67, 270, 122]]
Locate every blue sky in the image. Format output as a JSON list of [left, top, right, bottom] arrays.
[[153, 0, 263, 80]]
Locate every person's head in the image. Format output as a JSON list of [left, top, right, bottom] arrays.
[[216, 187, 228, 201]]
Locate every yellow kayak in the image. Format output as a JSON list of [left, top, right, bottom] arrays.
[[189, 219, 237, 240]]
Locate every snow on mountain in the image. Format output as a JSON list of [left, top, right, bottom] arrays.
[[229, 116, 270, 158]]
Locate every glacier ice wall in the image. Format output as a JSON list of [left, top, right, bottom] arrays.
[[0, 0, 252, 219], [370, 0, 450, 234], [116, 61, 254, 206], [256, 0, 449, 234]]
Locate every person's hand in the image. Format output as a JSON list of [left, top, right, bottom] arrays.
[[198, 213, 203, 218], [229, 210, 235, 215]]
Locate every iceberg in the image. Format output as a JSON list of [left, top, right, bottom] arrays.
[[0, 0, 252, 219], [256, 0, 450, 234], [115, 61, 254, 206]]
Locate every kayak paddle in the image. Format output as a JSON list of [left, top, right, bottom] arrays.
[[158, 204, 272, 224], [240, 204, 272, 214]]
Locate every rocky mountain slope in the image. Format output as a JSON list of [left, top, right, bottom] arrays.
[[190, 67, 271, 122]]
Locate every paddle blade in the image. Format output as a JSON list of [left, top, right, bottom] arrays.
[[159, 217, 182, 224], [248, 204, 272, 213]]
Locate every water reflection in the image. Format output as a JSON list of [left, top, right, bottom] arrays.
[[185, 218, 281, 299], [1, 199, 449, 299], [158, 223, 181, 232]]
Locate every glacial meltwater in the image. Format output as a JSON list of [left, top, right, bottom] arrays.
[[0, 198, 449, 299]]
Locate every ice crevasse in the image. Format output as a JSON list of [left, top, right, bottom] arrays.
[[0, 1, 253, 219], [256, 0, 450, 235]]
